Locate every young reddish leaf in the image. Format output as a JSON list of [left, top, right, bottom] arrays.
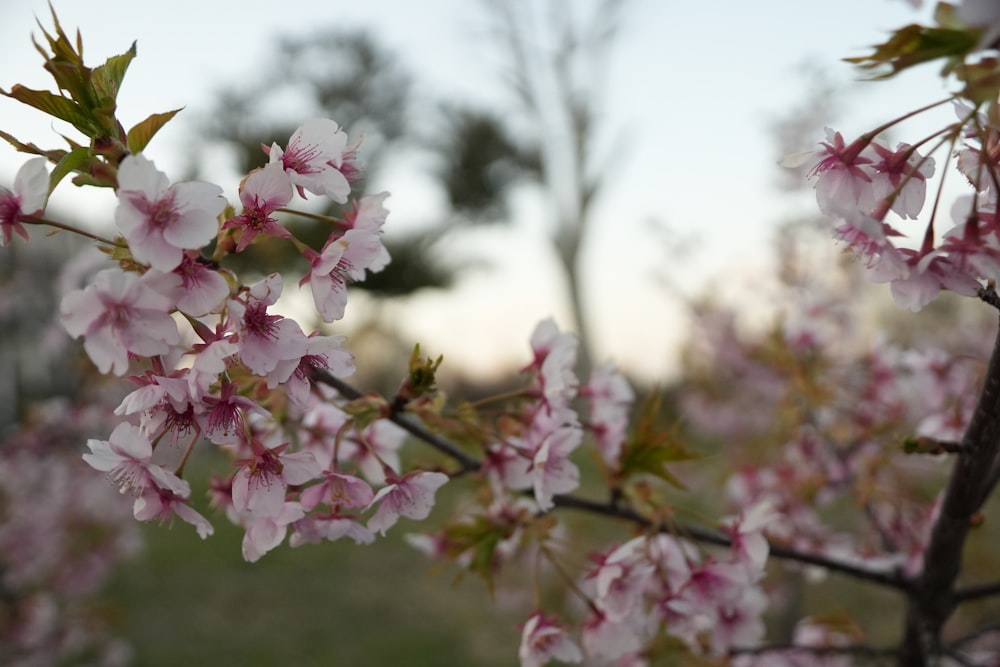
[[1, 85, 93, 135], [32, 9, 94, 109], [0, 129, 66, 162], [126, 108, 182, 155], [92, 41, 137, 103]]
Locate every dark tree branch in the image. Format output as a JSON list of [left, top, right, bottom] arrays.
[[979, 284, 1000, 311], [551, 494, 911, 591], [948, 623, 1000, 651], [954, 580, 1000, 603], [311, 370, 913, 592], [730, 641, 898, 663], [899, 316, 1000, 665], [311, 369, 481, 474]]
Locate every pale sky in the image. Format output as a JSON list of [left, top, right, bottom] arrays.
[[0, 0, 949, 382]]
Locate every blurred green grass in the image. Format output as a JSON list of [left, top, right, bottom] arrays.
[[103, 489, 523, 666]]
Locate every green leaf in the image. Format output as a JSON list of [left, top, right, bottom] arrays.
[[844, 24, 978, 79], [126, 108, 182, 154], [49, 146, 93, 192], [92, 41, 136, 102], [447, 517, 504, 584], [1, 85, 93, 135], [618, 389, 699, 489], [397, 344, 443, 402]]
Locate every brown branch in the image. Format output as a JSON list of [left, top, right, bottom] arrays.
[[979, 284, 1000, 311], [312, 370, 913, 592], [899, 316, 1000, 665], [954, 580, 1000, 603], [311, 369, 481, 474], [551, 494, 911, 591], [730, 642, 898, 663], [948, 623, 1000, 651]]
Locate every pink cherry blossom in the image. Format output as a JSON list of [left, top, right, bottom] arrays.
[[227, 273, 308, 376], [889, 248, 981, 312], [705, 586, 768, 655], [242, 501, 306, 562], [519, 611, 583, 667], [115, 154, 226, 272], [290, 514, 375, 547], [168, 252, 231, 316], [804, 128, 876, 217], [231, 443, 322, 518], [722, 500, 779, 581], [590, 538, 656, 622], [114, 370, 191, 419], [832, 213, 908, 283], [114, 368, 202, 441], [868, 142, 934, 220], [525, 319, 580, 411], [0, 157, 48, 246], [366, 471, 450, 536], [299, 472, 374, 511], [582, 362, 634, 466], [267, 118, 352, 202], [337, 417, 406, 486], [133, 486, 214, 539], [60, 267, 181, 376], [581, 612, 645, 662], [83, 422, 189, 497], [344, 192, 391, 271], [267, 331, 355, 407], [531, 424, 582, 511], [483, 442, 533, 494], [186, 324, 239, 398], [222, 162, 294, 251], [301, 228, 387, 322], [201, 381, 269, 445]]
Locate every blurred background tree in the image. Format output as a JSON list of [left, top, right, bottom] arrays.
[[193, 28, 454, 301], [192, 0, 625, 378]]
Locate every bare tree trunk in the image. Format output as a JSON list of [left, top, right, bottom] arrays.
[[898, 308, 1000, 665]]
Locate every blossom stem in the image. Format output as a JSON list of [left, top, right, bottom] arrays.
[[24, 217, 123, 247], [275, 207, 346, 227], [174, 430, 201, 478], [463, 388, 530, 409], [540, 544, 602, 616], [921, 122, 962, 248], [861, 96, 956, 144]]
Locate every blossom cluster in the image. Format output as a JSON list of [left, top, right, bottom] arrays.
[[780, 2, 1000, 312], [37, 117, 422, 564]]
